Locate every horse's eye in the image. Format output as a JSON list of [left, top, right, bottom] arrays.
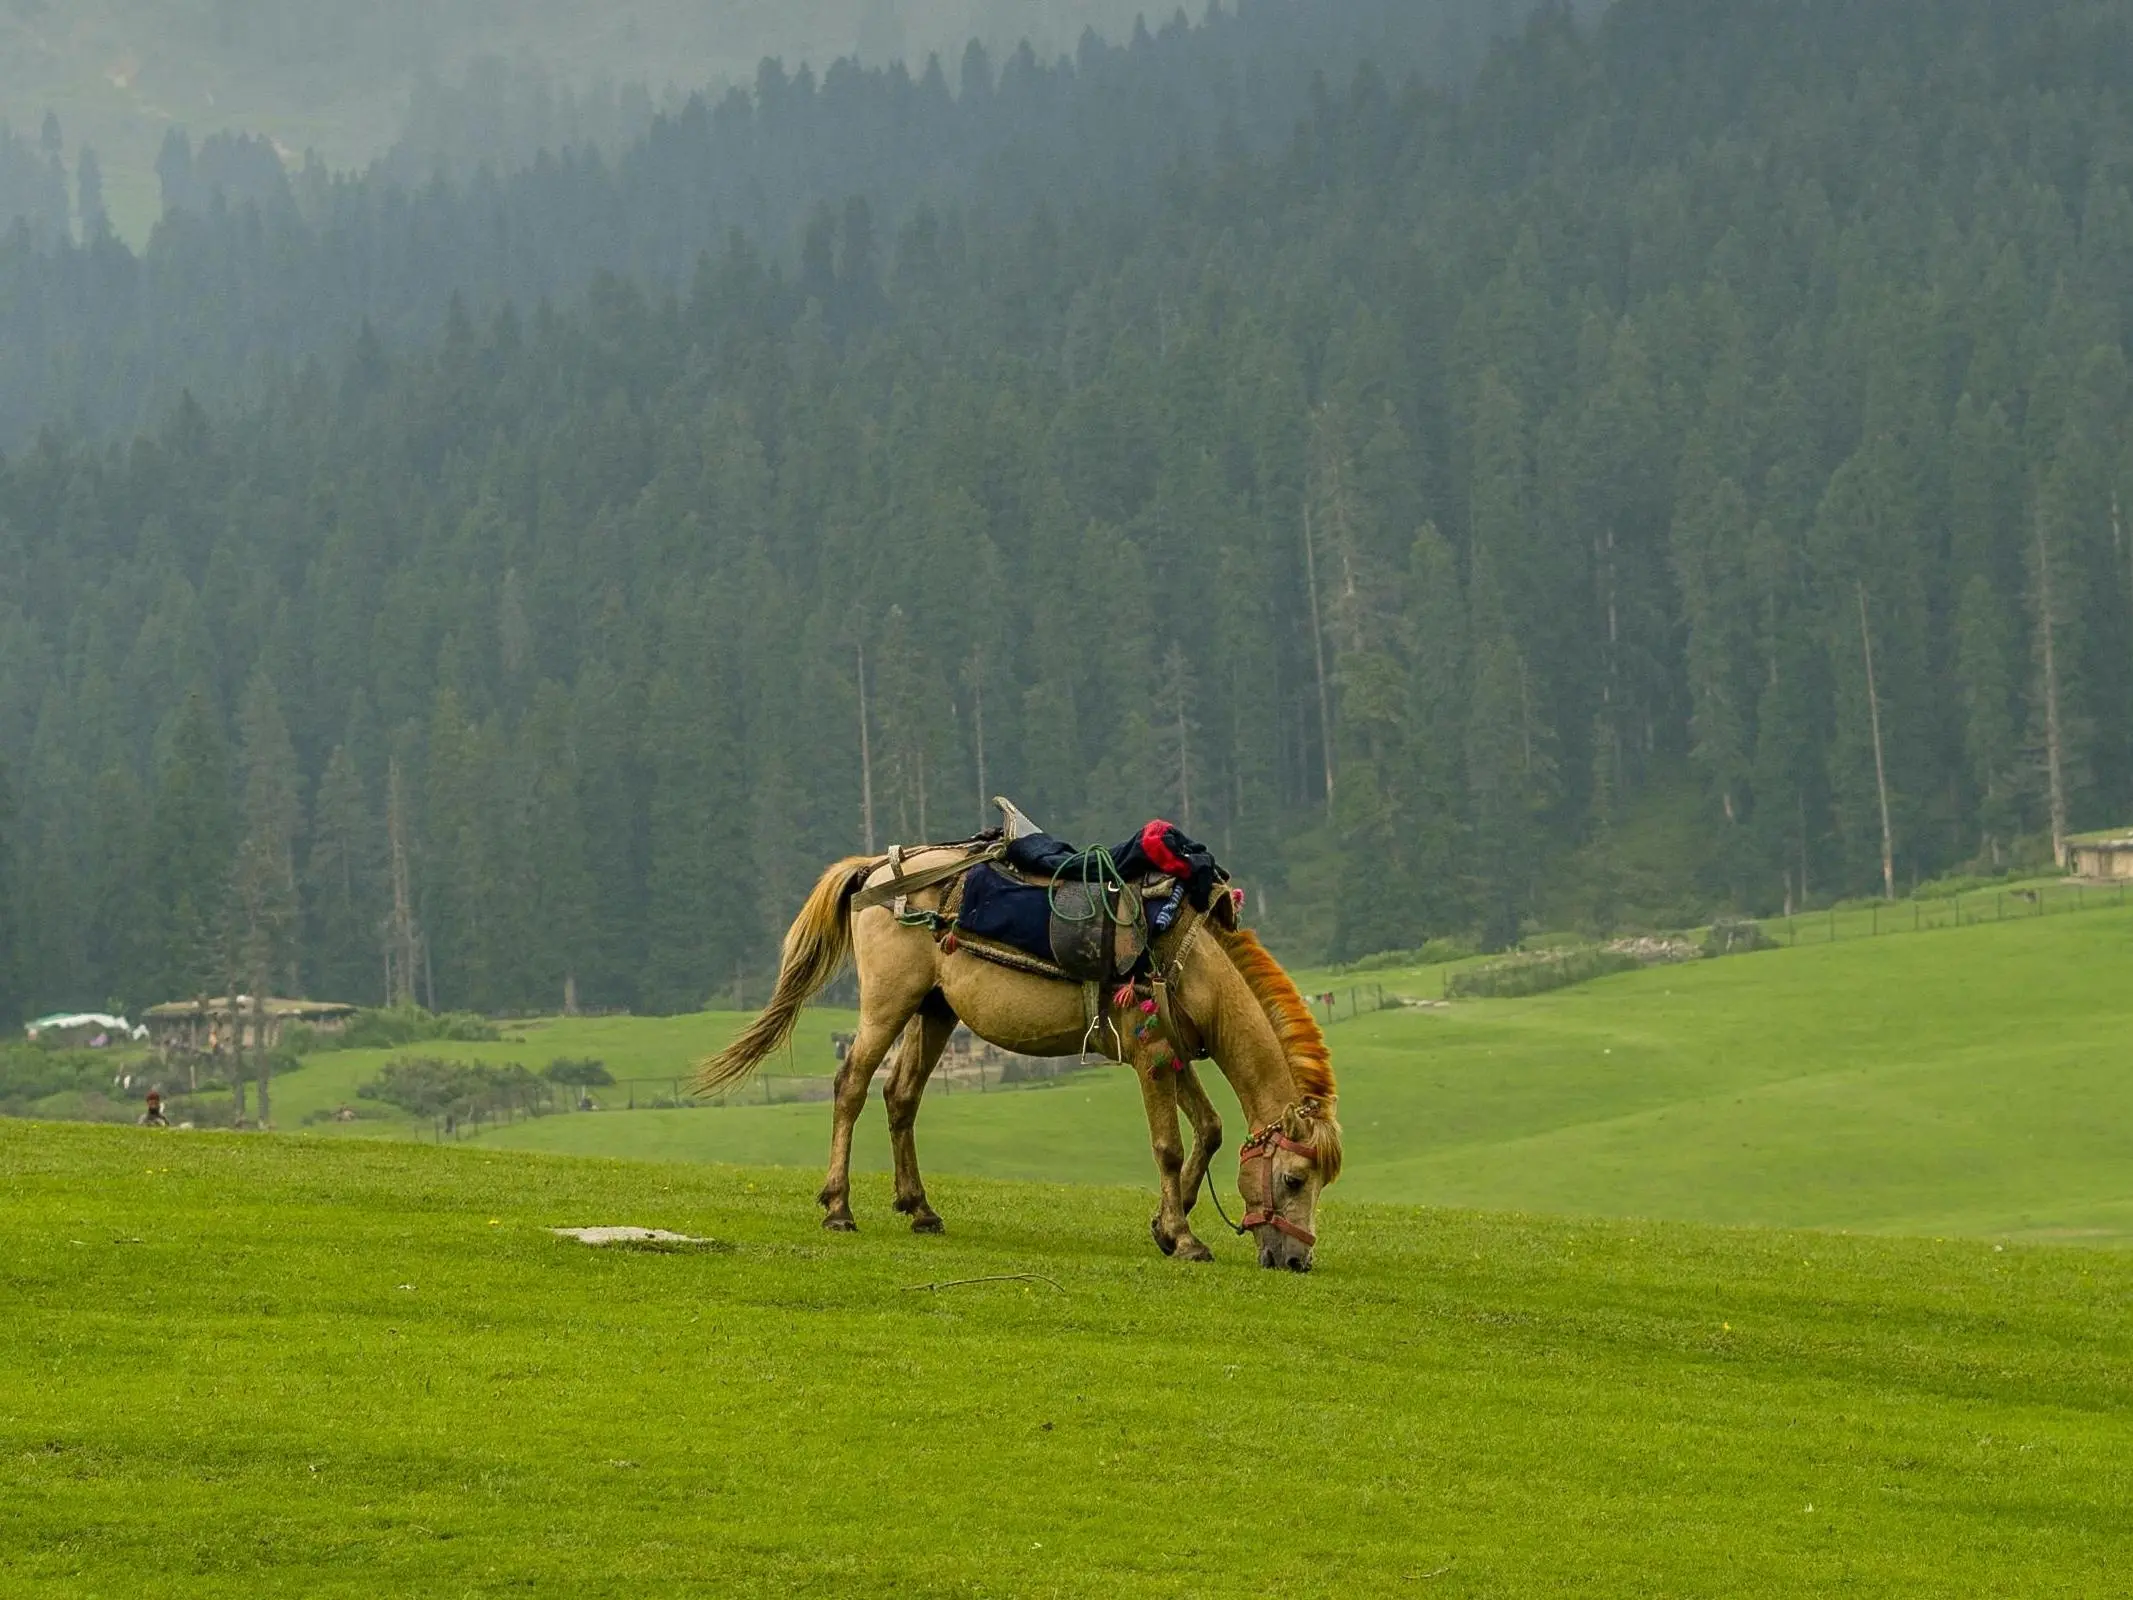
[[1283, 1172, 1307, 1193]]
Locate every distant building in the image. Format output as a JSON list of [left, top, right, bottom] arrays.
[[2069, 835, 2133, 881], [142, 997, 358, 1055], [24, 1012, 147, 1047]]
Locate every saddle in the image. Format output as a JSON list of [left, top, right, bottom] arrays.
[[851, 798, 1206, 986]]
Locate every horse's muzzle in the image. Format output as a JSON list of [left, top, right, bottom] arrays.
[[1259, 1244, 1313, 1272]]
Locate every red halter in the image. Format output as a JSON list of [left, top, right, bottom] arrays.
[[1236, 1123, 1319, 1246]]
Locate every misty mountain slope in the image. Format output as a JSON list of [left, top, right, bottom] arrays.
[[0, 0, 1545, 451], [4, 0, 2133, 1023], [0, 1, 1162, 238]]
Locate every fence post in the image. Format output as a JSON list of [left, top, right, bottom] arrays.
[[1829, 907, 1837, 943], [1914, 901, 1920, 931], [1872, 904, 1878, 936]]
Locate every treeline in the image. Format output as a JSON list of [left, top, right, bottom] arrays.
[[0, 114, 98, 244], [8, 0, 2133, 1026], [0, 0, 1541, 449]]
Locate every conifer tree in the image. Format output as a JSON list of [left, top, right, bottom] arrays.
[[233, 670, 303, 1124], [146, 689, 237, 1006], [305, 745, 379, 1004]]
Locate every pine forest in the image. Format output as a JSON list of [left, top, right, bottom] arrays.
[[3, 0, 2133, 1023]]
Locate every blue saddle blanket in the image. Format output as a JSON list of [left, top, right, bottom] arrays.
[[955, 863, 1055, 959]]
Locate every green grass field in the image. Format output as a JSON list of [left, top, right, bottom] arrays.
[[260, 1009, 853, 1133], [438, 904, 2133, 1246], [7, 1121, 2131, 1596]]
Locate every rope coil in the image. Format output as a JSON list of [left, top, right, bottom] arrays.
[[1044, 845, 1145, 936]]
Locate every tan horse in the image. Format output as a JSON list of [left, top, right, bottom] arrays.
[[695, 849, 1342, 1269]]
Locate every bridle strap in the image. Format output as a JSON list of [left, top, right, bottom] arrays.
[[1231, 1122, 1320, 1247], [1237, 1208, 1317, 1246]]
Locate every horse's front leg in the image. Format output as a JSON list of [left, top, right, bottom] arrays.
[[883, 1001, 957, 1233], [1135, 1060, 1214, 1262], [1174, 1063, 1225, 1230]]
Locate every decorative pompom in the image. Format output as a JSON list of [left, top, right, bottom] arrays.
[[1112, 983, 1137, 1011], [1140, 998, 1158, 1015]]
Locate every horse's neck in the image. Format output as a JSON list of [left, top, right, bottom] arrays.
[[1187, 938, 1295, 1130]]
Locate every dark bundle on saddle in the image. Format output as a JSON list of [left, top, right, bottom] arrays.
[[1004, 820, 1226, 914], [952, 814, 1227, 985]]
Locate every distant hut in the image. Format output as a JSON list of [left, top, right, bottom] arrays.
[[142, 997, 358, 1056], [24, 1012, 146, 1048], [2068, 834, 2133, 881]]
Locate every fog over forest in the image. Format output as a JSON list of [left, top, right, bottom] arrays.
[[1, 2, 1214, 237], [3, 0, 2129, 1030]]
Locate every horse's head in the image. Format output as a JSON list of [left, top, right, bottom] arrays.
[[1237, 1098, 1342, 1272]]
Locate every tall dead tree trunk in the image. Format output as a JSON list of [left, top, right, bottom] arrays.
[[252, 985, 271, 1130], [969, 655, 987, 830], [385, 758, 419, 1008], [1302, 501, 1335, 815], [2034, 503, 2071, 869], [856, 637, 876, 852], [1856, 583, 1897, 900]]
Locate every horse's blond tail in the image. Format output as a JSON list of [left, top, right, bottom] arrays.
[[693, 855, 881, 1094]]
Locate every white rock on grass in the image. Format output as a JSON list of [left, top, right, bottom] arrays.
[[549, 1226, 719, 1250]]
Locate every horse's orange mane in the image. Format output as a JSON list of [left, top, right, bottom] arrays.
[[1213, 924, 1336, 1105]]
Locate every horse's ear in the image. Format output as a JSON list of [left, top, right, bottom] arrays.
[[1212, 884, 1243, 931]]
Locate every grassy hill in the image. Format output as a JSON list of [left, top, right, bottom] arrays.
[[6, 1121, 2129, 1596], [424, 902, 2133, 1246]]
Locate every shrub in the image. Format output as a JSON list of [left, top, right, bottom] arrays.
[[1446, 947, 1641, 1000], [1337, 938, 1478, 974], [0, 1047, 117, 1114], [334, 1006, 501, 1051], [543, 1057, 614, 1086], [1702, 918, 1776, 958], [356, 1056, 542, 1121], [300, 1104, 388, 1125]]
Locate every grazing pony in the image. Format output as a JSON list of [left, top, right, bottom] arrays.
[[697, 849, 1342, 1269]]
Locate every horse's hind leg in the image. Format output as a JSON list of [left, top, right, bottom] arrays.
[[818, 1010, 915, 1231], [883, 997, 957, 1234], [1174, 1063, 1225, 1231], [1136, 1062, 1214, 1263]]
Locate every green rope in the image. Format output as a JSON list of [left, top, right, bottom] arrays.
[[1046, 846, 1146, 938]]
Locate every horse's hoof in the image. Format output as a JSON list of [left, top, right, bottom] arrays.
[[1151, 1216, 1178, 1257], [822, 1215, 858, 1233], [910, 1213, 945, 1235], [1175, 1236, 1216, 1264]]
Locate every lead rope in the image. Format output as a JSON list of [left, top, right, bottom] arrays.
[[1202, 1158, 1249, 1238]]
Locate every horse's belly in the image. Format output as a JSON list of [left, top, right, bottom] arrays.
[[936, 954, 1095, 1058]]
